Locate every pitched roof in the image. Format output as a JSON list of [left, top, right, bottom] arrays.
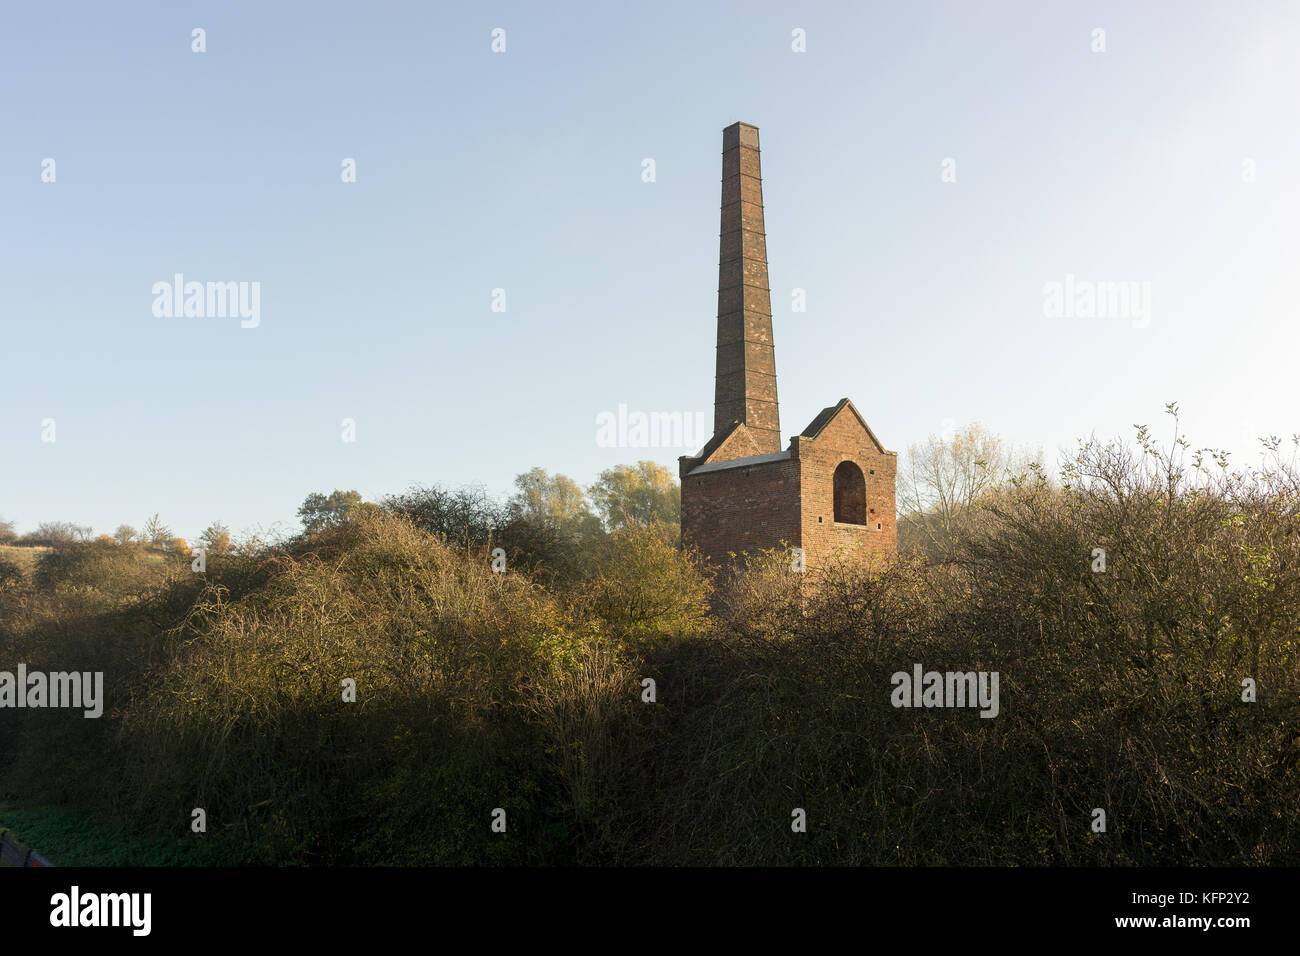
[[800, 398, 890, 454], [686, 419, 744, 463], [687, 449, 792, 475], [800, 402, 842, 438]]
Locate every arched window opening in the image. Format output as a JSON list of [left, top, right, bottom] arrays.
[[833, 461, 867, 525]]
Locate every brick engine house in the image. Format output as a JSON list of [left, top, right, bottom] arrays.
[[679, 122, 898, 571]]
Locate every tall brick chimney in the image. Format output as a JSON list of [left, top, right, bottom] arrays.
[[714, 121, 781, 454]]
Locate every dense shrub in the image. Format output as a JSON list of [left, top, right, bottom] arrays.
[[33, 539, 172, 601], [574, 520, 711, 647], [0, 558, 24, 592], [2, 422, 1297, 865]]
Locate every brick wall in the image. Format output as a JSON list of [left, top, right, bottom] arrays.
[[681, 456, 801, 563], [794, 412, 898, 570], [681, 406, 898, 571]]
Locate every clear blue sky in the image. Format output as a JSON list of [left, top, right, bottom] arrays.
[[3, 1, 1297, 542]]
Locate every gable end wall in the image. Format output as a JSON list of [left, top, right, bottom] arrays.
[[796, 412, 898, 569]]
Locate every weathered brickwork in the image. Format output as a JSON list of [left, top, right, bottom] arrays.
[[680, 403, 896, 569], [791, 402, 898, 570], [714, 122, 780, 454], [680, 455, 801, 563], [680, 122, 898, 572]]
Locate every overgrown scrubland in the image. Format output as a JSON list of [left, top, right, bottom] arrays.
[[2, 421, 1298, 865]]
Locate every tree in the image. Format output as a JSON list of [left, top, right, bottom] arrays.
[[34, 521, 93, 547], [897, 422, 1039, 563], [200, 521, 232, 554], [113, 524, 138, 545], [507, 468, 600, 537], [298, 490, 365, 533], [588, 461, 680, 534], [497, 469, 604, 579], [142, 514, 172, 546], [383, 484, 504, 550], [383, 480, 597, 580], [0, 517, 16, 544]]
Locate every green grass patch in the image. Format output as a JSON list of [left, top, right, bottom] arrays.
[[0, 804, 252, 867]]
